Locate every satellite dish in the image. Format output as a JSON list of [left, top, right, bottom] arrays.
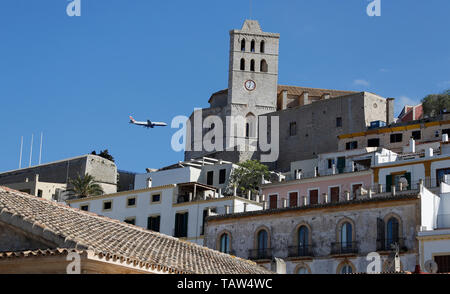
[[424, 260, 438, 273]]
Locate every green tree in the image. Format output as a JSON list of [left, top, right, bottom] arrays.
[[228, 160, 270, 196], [68, 173, 104, 198], [91, 149, 115, 162], [421, 89, 450, 118]]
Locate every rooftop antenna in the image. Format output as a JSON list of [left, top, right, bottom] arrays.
[[19, 136, 23, 169], [38, 132, 43, 165], [29, 134, 33, 167]]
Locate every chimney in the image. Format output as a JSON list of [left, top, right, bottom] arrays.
[[281, 90, 288, 110], [271, 258, 287, 274], [34, 174, 39, 183], [302, 92, 309, 106], [386, 98, 395, 125], [322, 93, 330, 100], [443, 133, 449, 142], [426, 148, 434, 158], [409, 138, 416, 153]]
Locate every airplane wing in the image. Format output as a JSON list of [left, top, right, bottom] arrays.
[[152, 122, 168, 127]]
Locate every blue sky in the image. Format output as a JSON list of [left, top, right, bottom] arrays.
[[0, 0, 449, 173]]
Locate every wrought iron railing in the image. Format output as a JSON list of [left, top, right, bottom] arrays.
[[287, 245, 313, 258], [330, 241, 359, 255], [376, 238, 407, 252], [248, 248, 273, 260]]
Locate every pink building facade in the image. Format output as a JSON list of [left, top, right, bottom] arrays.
[[261, 170, 373, 209]]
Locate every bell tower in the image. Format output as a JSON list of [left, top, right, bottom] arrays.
[[228, 20, 279, 109]]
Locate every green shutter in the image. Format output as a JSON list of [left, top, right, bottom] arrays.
[[386, 175, 393, 192], [404, 172, 412, 190]]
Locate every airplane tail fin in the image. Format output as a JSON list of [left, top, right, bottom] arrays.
[[129, 116, 135, 123]]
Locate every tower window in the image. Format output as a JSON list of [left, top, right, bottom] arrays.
[[241, 39, 246, 51], [246, 123, 250, 138], [240, 58, 245, 70], [251, 40, 255, 52], [260, 59, 268, 73], [260, 41, 265, 53], [250, 59, 255, 72]]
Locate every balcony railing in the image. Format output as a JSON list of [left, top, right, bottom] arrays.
[[248, 248, 273, 260], [376, 238, 407, 252], [330, 241, 359, 255], [288, 245, 313, 258]]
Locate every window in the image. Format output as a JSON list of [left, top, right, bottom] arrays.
[[250, 59, 255, 72], [352, 184, 362, 198], [340, 222, 353, 247], [412, 130, 421, 140], [37, 189, 43, 198], [330, 186, 340, 203], [147, 215, 160, 232], [151, 193, 161, 203], [336, 117, 342, 127], [297, 267, 309, 274], [327, 159, 333, 169], [269, 194, 278, 209], [368, 138, 380, 147], [124, 217, 135, 225], [174, 212, 188, 238], [257, 230, 268, 250], [80, 205, 89, 211], [260, 59, 268, 73], [127, 197, 136, 207], [390, 133, 403, 143], [309, 189, 319, 205], [219, 169, 226, 184], [436, 168, 450, 186], [246, 123, 250, 138], [241, 39, 245, 51], [386, 217, 399, 248], [240, 58, 245, 70], [346, 141, 358, 150], [289, 122, 297, 136], [207, 171, 214, 185], [103, 200, 112, 211], [298, 226, 309, 248], [340, 264, 353, 274], [260, 41, 265, 53], [386, 172, 411, 192], [435, 255, 450, 273], [289, 192, 298, 207], [219, 233, 231, 253], [251, 40, 255, 52]]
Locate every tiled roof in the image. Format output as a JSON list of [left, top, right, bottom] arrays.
[[0, 187, 273, 274], [208, 85, 357, 103], [277, 85, 357, 98]]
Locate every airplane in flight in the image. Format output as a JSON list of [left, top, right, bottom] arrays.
[[129, 116, 168, 128]]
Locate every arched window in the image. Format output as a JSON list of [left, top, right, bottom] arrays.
[[298, 225, 309, 256], [250, 59, 255, 72], [387, 217, 399, 248], [260, 40, 265, 53], [241, 39, 246, 51], [246, 123, 250, 138], [245, 113, 256, 138], [219, 233, 231, 253], [340, 264, 353, 274], [260, 59, 268, 73], [240, 58, 245, 70], [341, 222, 353, 248], [251, 40, 255, 52], [257, 230, 268, 250]]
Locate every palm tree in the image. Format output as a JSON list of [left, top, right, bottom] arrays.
[[68, 173, 104, 198]]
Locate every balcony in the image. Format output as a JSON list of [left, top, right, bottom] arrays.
[[248, 248, 273, 261], [287, 245, 313, 258], [330, 241, 359, 255], [376, 238, 407, 252]]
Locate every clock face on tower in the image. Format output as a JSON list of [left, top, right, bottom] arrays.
[[244, 80, 256, 91]]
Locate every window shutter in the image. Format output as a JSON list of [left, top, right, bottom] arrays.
[[147, 217, 152, 230], [393, 219, 399, 242], [377, 218, 385, 250], [386, 175, 393, 192], [183, 213, 189, 237], [404, 172, 412, 190]]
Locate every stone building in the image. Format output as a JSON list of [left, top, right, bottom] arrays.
[[0, 154, 118, 198], [0, 186, 271, 274], [184, 20, 394, 171], [204, 185, 439, 274]]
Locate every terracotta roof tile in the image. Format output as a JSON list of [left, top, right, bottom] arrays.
[[0, 186, 273, 274]]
